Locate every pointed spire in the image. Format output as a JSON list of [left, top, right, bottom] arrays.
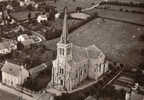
[[60, 7, 69, 44]]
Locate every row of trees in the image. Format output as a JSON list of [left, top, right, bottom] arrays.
[[101, 1, 144, 8]]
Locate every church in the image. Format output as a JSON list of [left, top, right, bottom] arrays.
[[50, 7, 109, 91]]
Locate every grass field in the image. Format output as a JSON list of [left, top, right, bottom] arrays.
[[46, 12, 144, 67], [95, 9, 144, 25]]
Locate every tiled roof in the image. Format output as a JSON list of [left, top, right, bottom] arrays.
[[1, 61, 22, 76]]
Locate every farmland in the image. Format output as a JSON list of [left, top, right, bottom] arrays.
[[45, 9, 144, 67]]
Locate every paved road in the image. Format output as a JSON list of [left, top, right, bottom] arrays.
[[0, 89, 22, 100]]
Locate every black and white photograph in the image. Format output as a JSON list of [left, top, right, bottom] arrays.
[[0, 0, 144, 100]]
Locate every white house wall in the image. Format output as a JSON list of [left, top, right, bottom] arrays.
[[18, 68, 29, 84], [2, 72, 18, 87], [2, 68, 29, 87], [0, 49, 11, 54]]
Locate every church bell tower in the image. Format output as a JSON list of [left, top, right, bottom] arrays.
[[57, 7, 72, 62]]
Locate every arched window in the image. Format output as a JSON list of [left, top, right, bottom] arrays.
[[60, 68, 64, 74], [99, 64, 101, 72], [76, 72, 78, 78], [84, 68, 87, 73], [60, 80, 63, 85], [60, 48, 64, 56], [11, 81, 13, 85], [103, 64, 105, 73], [80, 70, 82, 76], [67, 47, 71, 55]]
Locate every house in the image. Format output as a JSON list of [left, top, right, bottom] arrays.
[[17, 34, 42, 47], [70, 12, 90, 20], [125, 89, 144, 100], [29, 63, 47, 79], [0, 40, 17, 54], [17, 34, 34, 47], [37, 14, 48, 23], [49, 7, 109, 91], [1, 61, 29, 87], [17, 34, 30, 42]]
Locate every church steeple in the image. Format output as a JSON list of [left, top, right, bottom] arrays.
[[57, 7, 72, 61], [60, 7, 69, 44]]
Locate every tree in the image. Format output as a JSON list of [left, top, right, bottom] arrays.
[[27, 4, 33, 11], [17, 42, 24, 50]]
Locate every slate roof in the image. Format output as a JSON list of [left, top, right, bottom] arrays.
[[72, 45, 87, 63], [1, 61, 23, 76], [86, 45, 103, 59], [68, 44, 104, 65]]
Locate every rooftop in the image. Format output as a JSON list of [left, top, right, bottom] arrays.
[[0, 39, 15, 50], [7, 44, 54, 69], [1, 61, 23, 76]]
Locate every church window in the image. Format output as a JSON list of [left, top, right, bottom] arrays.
[[60, 48, 64, 55], [76, 72, 78, 78], [84, 68, 87, 73], [67, 47, 71, 55], [60, 68, 64, 74], [60, 80, 63, 85], [80, 70, 82, 76], [11, 81, 13, 85], [99, 64, 101, 72], [103, 64, 105, 72]]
